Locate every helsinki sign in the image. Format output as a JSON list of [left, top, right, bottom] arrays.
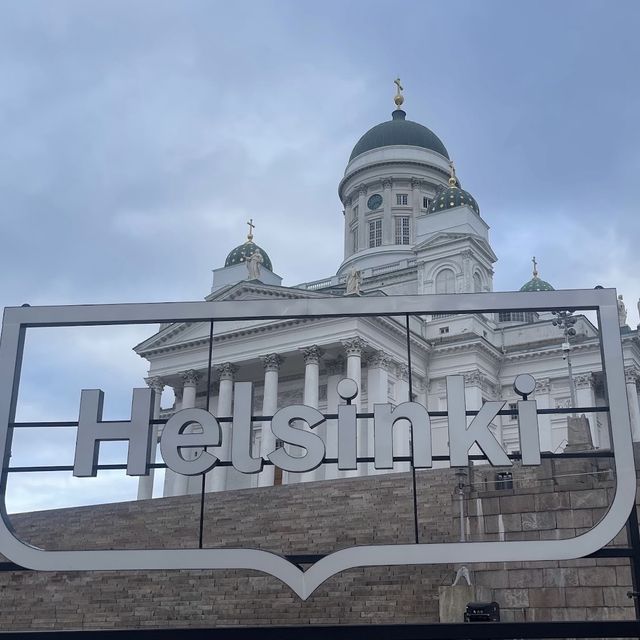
[[0, 289, 635, 600]]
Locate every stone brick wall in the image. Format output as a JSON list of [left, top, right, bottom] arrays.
[[0, 447, 638, 630]]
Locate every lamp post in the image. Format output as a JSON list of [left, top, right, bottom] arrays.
[[552, 310, 578, 414]]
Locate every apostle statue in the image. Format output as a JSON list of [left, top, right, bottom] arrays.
[[346, 268, 361, 295], [618, 294, 627, 326], [246, 249, 263, 280]]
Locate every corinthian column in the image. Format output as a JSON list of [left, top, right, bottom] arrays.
[[574, 373, 599, 448], [342, 337, 367, 476], [172, 369, 199, 496], [367, 351, 390, 474], [258, 354, 282, 487], [302, 345, 323, 481], [206, 363, 237, 492], [324, 358, 344, 480], [137, 376, 164, 500], [625, 367, 640, 442]]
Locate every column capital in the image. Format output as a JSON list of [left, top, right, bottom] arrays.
[[463, 369, 483, 387], [357, 184, 368, 197], [410, 177, 422, 189], [342, 337, 367, 356], [367, 350, 391, 370], [535, 377, 551, 394], [181, 369, 199, 387], [574, 373, 594, 389], [324, 358, 344, 377], [261, 353, 283, 372], [396, 363, 409, 381], [145, 376, 165, 393], [301, 345, 324, 365], [382, 178, 393, 190], [216, 362, 238, 381], [625, 366, 640, 385]]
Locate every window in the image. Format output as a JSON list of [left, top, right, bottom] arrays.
[[507, 402, 518, 422], [395, 216, 410, 245], [368, 219, 382, 247], [473, 272, 482, 293], [495, 471, 514, 491], [439, 326, 449, 335], [423, 196, 431, 209], [435, 268, 455, 294], [352, 227, 358, 252], [396, 193, 408, 205], [498, 312, 536, 323]]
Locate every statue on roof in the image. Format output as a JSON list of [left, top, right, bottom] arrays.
[[247, 249, 263, 280], [346, 268, 361, 295], [618, 294, 627, 326]]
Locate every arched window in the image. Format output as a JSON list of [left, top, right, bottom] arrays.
[[473, 272, 482, 293], [435, 268, 456, 294]]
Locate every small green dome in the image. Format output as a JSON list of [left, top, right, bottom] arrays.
[[428, 183, 480, 216], [519, 276, 555, 292], [225, 241, 273, 272], [349, 110, 449, 162]]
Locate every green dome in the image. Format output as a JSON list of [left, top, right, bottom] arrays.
[[225, 241, 273, 272], [428, 183, 480, 215], [519, 276, 555, 292], [349, 110, 449, 161]]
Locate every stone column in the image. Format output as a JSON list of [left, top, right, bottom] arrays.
[[367, 351, 390, 474], [342, 338, 366, 476], [395, 363, 411, 473], [302, 346, 323, 481], [324, 358, 344, 480], [206, 363, 237, 492], [575, 373, 599, 448], [258, 354, 282, 487], [410, 177, 421, 238], [343, 196, 351, 258], [625, 367, 640, 442], [357, 184, 367, 250], [172, 370, 199, 496], [137, 376, 164, 500], [382, 178, 393, 244], [163, 386, 182, 497], [534, 378, 552, 452]]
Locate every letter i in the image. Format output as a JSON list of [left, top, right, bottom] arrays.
[[513, 374, 541, 465]]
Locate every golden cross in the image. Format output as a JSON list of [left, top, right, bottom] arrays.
[[532, 256, 538, 277], [247, 218, 255, 241]]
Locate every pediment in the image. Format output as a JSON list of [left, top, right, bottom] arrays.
[[134, 281, 337, 355], [414, 232, 498, 263]]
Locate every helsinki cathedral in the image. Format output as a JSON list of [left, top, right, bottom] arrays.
[[134, 81, 640, 500]]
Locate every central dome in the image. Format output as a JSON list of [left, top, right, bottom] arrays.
[[349, 109, 449, 162]]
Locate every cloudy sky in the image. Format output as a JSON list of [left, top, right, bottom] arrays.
[[1, 0, 639, 512]]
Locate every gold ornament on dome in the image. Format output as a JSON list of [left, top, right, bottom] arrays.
[[393, 77, 404, 108]]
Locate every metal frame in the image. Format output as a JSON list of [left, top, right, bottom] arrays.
[[0, 288, 635, 600]]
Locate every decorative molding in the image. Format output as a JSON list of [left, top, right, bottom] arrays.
[[555, 397, 571, 409], [301, 345, 324, 365], [396, 363, 409, 381], [367, 350, 392, 370], [410, 177, 422, 189], [145, 376, 165, 393], [216, 362, 238, 381], [181, 369, 199, 387], [342, 337, 368, 356], [535, 378, 551, 394], [624, 366, 640, 385], [574, 373, 594, 390], [463, 370, 483, 387], [357, 184, 368, 197], [262, 353, 283, 372]]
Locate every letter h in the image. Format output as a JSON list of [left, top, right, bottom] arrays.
[[73, 388, 154, 477]]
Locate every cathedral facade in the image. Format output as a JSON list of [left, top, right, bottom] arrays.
[[134, 87, 640, 500]]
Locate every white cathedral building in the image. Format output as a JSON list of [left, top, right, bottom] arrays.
[[134, 86, 640, 500]]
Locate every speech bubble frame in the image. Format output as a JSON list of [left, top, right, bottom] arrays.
[[0, 288, 634, 599]]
